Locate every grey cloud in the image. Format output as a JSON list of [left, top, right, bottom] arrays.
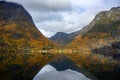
[[102, 0, 120, 6], [28, 0, 72, 12], [7, 0, 72, 12], [33, 12, 63, 23]]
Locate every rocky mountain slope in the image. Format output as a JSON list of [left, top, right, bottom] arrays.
[[71, 6, 120, 38], [67, 6, 120, 59], [0, 1, 57, 80], [51, 7, 120, 47], [0, 1, 57, 52]]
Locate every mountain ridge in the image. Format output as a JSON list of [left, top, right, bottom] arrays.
[[67, 6, 120, 60], [50, 6, 120, 46], [0, 1, 58, 80], [0, 1, 57, 52], [50, 32, 70, 46]]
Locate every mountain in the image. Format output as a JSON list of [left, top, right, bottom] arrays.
[[50, 32, 70, 46], [65, 7, 120, 80], [51, 6, 120, 47], [33, 56, 97, 80], [73, 6, 120, 38], [83, 6, 120, 37], [0, 1, 58, 80], [0, 1, 56, 52], [49, 31, 81, 46], [67, 6, 120, 59]]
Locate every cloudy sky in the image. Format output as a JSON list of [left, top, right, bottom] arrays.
[[5, 0, 120, 37]]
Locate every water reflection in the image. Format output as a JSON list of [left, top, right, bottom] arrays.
[[30, 49, 80, 54], [0, 50, 120, 80]]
